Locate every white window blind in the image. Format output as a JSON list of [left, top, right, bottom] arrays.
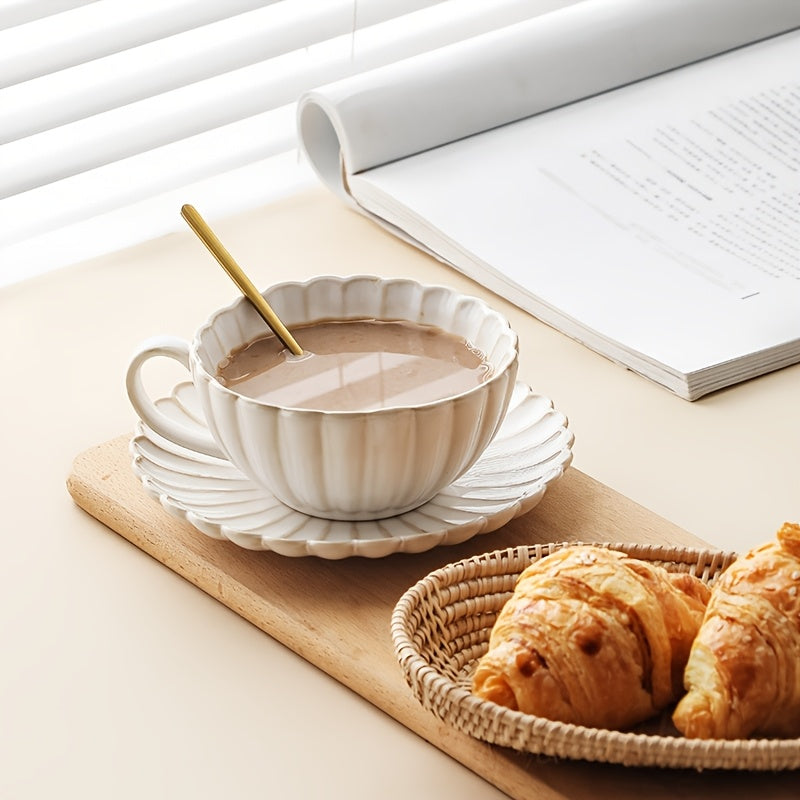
[[0, 0, 576, 287]]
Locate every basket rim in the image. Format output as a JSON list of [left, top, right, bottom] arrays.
[[390, 541, 800, 771]]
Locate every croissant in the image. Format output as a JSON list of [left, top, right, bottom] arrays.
[[471, 545, 710, 730], [672, 522, 800, 740]]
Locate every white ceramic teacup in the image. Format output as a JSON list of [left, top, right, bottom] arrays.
[[126, 275, 519, 521]]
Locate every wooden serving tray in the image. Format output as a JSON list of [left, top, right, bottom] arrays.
[[67, 437, 798, 800]]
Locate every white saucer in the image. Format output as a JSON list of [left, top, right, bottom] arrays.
[[130, 381, 574, 559]]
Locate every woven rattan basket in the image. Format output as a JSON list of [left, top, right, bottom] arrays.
[[391, 541, 800, 771]]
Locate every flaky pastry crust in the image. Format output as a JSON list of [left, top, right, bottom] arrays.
[[673, 522, 800, 739], [471, 546, 710, 730]]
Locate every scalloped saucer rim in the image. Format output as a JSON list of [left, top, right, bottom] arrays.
[[130, 380, 574, 558]]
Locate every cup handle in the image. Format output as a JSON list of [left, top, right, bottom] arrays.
[[126, 335, 226, 459]]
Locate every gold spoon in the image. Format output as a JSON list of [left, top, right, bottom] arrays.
[[181, 204, 303, 356]]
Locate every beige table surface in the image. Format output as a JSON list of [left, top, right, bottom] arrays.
[[2, 188, 798, 799]]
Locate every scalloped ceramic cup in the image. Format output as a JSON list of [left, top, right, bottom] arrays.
[[126, 275, 519, 520]]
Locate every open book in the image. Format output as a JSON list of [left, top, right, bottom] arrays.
[[297, 0, 800, 400]]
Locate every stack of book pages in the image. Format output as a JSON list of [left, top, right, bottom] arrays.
[[298, 0, 800, 400]]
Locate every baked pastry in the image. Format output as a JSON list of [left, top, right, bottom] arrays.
[[471, 545, 710, 730], [673, 522, 800, 739]]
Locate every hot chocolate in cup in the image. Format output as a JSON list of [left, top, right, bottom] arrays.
[[126, 275, 519, 521]]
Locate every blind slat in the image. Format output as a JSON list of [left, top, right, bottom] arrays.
[[0, 0, 439, 144], [0, 0, 277, 86], [0, 105, 296, 245], [0, 0, 96, 31], [1, 0, 576, 286], [1, 0, 571, 199]]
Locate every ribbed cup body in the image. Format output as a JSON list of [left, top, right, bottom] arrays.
[[191, 276, 518, 520]]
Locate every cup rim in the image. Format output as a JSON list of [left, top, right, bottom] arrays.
[[191, 274, 519, 417]]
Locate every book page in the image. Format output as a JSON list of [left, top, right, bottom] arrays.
[[348, 30, 800, 379], [549, 79, 800, 300], [299, 0, 800, 202]]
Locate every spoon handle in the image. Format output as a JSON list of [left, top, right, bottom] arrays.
[[181, 204, 303, 356]]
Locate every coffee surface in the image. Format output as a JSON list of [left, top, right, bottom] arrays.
[[215, 319, 491, 411]]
